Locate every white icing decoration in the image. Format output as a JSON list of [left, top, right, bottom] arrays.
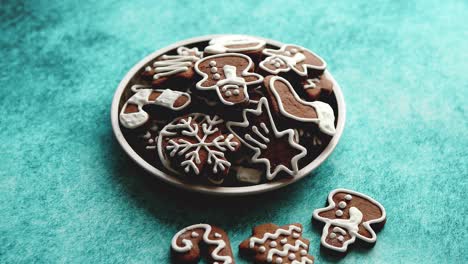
[[345, 194, 353, 201], [259, 44, 327, 76], [333, 227, 347, 235], [281, 238, 288, 244], [227, 98, 307, 180], [157, 114, 239, 176], [249, 225, 301, 248], [304, 78, 320, 89], [329, 233, 336, 239], [338, 236, 345, 242], [171, 224, 232, 263], [195, 53, 263, 106], [289, 253, 296, 260], [313, 189, 387, 253], [339, 201, 347, 209], [204, 35, 266, 54], [259, 246, 266, 253], [211, 67, 218, 73], [270, 241, 277, 248], [292, 233, 300, 239], [209, 60, 217, 67], [191, 232, 199, 238], [234, 166, 263, 184], [119, 85, 191, 129], [268, 76, 336, 136], [213, 73, 221, 80], [152, 54, 199, 79], [232, 89, 240, 95], [214, 233, 222, 238], [335, 210, 343, 217], [267, 240, 307, 262], [300, 250, 307, 256], [276, 257, 283, 263]]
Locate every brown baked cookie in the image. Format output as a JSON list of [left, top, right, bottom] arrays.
[[226, 98, 307, 181], [313, 189, 387, 253], [301, 74, 334, 101], [142, 46, 203, 89], [194, 53, 263, 106], [119, 85, 191, 129], [171, 224, 234, 264], [204, 35, 266, 63], [263, 75, 336, 136], [239, 223, 315, 264], [157, 113, 241, 184], [259, 44, 326, 78]]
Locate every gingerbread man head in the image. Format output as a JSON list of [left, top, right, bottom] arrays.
[[195, 53, 263, 106], [313, 189, 386, 253]]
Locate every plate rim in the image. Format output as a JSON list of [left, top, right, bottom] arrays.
[[110, 34, 346, 196]]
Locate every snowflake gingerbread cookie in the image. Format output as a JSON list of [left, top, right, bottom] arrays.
[[194, 53, 264, 106], [259, 44, 326, 77], [157, 113, 241, 184], [240, 223, 314, 264], [313, 189, 387, 253], [171, 224, 234, 264], [226, 97, 307, 180]]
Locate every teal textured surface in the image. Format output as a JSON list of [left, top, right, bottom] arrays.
[[1, 0, 467, 263]]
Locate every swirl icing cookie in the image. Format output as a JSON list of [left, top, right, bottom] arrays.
[[113, 35, 344, 191], [239, 223, 315, 264], [313, 189, 387, 253], [171, 224, 234, 264]]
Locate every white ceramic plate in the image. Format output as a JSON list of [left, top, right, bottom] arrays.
[[111, 35, 346, 196]]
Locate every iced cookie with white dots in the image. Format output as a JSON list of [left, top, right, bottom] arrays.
[[313, 189, 386, 253], [239, 223, 314, 264]]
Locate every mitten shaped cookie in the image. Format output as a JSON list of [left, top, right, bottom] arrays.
[[264, 75, 336, 136], [240, 223, 314, 264], [171, 224, 234, 264], [313, 189, 387, 253]]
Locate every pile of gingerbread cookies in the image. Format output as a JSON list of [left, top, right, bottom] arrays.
[[119, 35, 339, 186], [171, 189, 386, 263]]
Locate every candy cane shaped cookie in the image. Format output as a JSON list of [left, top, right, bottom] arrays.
[[119, 85, 191, 129], [171, 224, 234, 264]]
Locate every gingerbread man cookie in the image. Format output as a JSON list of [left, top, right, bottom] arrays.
[[226, 97, 307, 180], [313, 189, 387, 253], [259, 44, 326, 77], [171, 224, 234, 264], [194, 53, 263, 106], [119, 85, 191, 129], [264, 76, 336, 136], [142, 46, 203, 89], [157, 113, 241, 184], [240, 223, 314, 264]]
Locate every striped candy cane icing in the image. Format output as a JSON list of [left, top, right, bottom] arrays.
[[171, 224, 233, 264]]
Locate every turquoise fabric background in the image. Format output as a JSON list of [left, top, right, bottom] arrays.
[[1, 0, 467, 263]]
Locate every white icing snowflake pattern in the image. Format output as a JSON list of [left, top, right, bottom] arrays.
[[158, 114, 239, 176]]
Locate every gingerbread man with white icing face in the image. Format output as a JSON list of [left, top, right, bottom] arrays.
[[313, 189, 386, 253], [194, 53, 264, 106], [260, 44, 326, 77]]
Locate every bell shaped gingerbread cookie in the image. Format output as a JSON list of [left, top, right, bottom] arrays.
[[171, 224, 234, 264], [259, 44, 326, 77], [313, 189, 386, 253], [239, 223, 315, 264], [194, 53, 263, 106], [264, 76, 336, 136]]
